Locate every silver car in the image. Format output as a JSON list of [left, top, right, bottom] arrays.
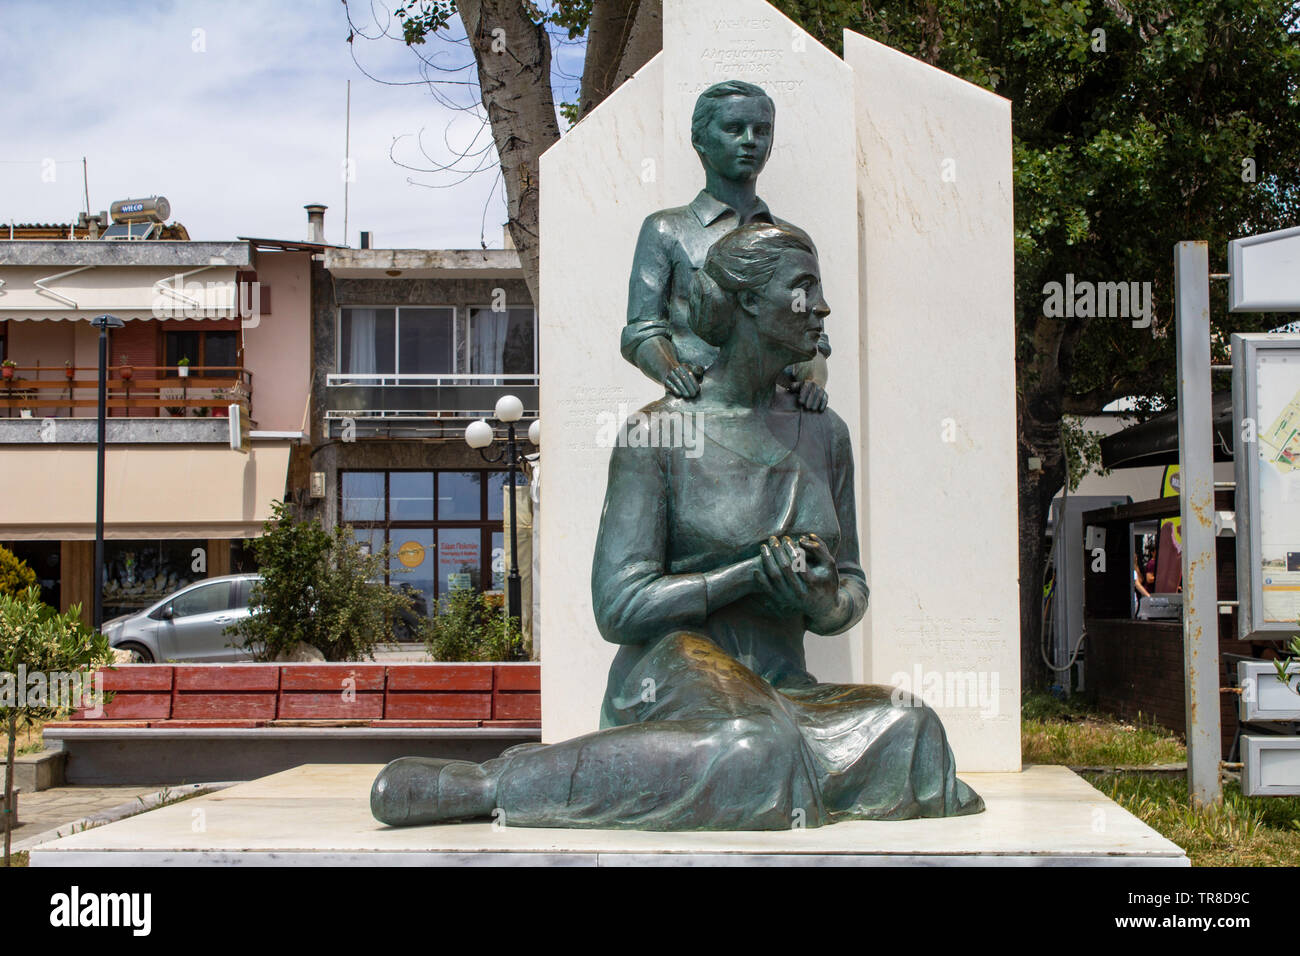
[[101, 573, 260, 663]]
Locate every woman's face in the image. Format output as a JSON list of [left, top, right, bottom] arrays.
[[744, 248, 829, 363]]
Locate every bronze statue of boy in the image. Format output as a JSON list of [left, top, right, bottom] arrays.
[[623, 80, 829, 410]]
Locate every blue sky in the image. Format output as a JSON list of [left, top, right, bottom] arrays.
[[0, 0, 584, 248]]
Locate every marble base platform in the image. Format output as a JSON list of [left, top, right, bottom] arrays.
[[27, 764, 1188, 867]]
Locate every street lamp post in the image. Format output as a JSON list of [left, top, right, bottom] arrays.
[[465, 396, 539, 625], [90, 314, 124, 631]]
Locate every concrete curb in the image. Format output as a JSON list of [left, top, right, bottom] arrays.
[[1070, 764, 1188, 775], [13, 781, 238, 852]]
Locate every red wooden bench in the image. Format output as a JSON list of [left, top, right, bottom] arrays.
[[49, 662, 541, 728], [43, 663, 542, 785]]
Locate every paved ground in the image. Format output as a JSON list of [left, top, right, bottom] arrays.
[[5, 785, 156, 848]]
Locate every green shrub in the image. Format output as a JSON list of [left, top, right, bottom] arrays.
[[421, 588, 527, 662], [0, 546, 36, 600], [231, 501, 414, 662]]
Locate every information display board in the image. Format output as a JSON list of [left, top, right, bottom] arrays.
[[1233, 333, 1300, 639]]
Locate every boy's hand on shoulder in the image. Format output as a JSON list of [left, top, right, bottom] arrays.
[[664, 364, 703, 399], [795, 379, 828, 412]]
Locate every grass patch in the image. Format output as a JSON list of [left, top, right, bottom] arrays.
[[1, 718, 47, 759], [1021, 689, 1083, 722], [1021, 690, 1185, 766], [2, 851, 29, 867], [143, 786, 208, 811], [1085, 772, 1300, 867], [1024, 691, 1300, 866]]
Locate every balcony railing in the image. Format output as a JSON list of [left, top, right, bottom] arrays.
[[0, 365, 252, 418], [325, 372, 538, 421]]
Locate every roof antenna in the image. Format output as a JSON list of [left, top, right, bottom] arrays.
[[343, 80, 351, 248], [82, 157, 90, 217]]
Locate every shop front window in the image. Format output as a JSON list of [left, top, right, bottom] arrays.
[[101, 539, 208, 620], [339, 470, 512, 618], [0, 541, 59, 608], [438, 529, 481, 595]]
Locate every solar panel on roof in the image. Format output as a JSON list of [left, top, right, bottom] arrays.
[[101, 221, 157, 240]]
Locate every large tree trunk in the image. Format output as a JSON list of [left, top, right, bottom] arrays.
[[1017, 377, 1068, 691], [459, 0, 562, 307], [578, 0, 662, 120], [458, 0, 662, 304]]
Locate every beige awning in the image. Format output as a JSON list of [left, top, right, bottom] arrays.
[[0, 443, 290, 539], [0, 265, 241, 321]]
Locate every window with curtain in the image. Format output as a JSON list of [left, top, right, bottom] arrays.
[[339, 307, 456, 376], [464, 307, 536, 375], [339, 308, 394, 376]]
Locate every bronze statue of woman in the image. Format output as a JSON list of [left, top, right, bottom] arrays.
[[371, 223, 982, 829]]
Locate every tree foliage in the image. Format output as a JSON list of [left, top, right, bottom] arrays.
[[0, 546, 36, 600], [1, 587, 113, 864], [232, 502, 414, 662], [773, 0, 1300, 410], [395, 0, 594, 46]]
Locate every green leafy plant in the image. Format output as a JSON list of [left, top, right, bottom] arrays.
[[1, 587, 114, 866], [231, 501, 415, 662], [176, 356, 190, 367], [0, 546, 36, 600], [1273, 628, 1300, 696], [421, 588, 527, 662]]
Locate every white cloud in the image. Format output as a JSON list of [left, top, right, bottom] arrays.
[[0, 0, 565, 249]]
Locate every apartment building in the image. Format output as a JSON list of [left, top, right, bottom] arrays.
[[304, 215, 537, 632], [0, 200, 312, 623]]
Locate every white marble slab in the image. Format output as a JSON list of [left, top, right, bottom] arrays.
[[27, 764, 1187, 866], [845, 32, 1021, 771], [538, 53, 667, 746]]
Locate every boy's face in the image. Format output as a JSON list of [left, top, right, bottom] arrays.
[[694, 96, 774, 184]]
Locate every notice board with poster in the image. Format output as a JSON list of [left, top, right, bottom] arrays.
[[1154, 465, 1183, 594], [1233, 333, 1300, 639]]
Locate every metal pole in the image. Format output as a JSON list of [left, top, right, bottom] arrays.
[[506, 422, 522, 624], [1174, 240, 1222, 807], [93, 323, 108, 631]]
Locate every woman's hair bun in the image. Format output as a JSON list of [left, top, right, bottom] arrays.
[[687, 222, 816, 347]]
